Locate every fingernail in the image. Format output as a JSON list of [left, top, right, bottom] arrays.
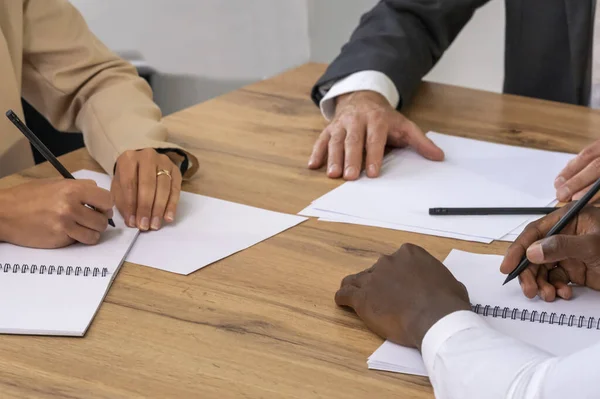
[[165, 212, 174, 223], [151, 216, 161, 230], [345, 166, 357, 179], [140, 217, 150, 231], [557, 186, 570, 201], [128, 215, 136, 227], [367, 164, 378, 176], [558, 286, 571, 300], [526, 243, 544, 263], [327, 165, 339, 176], [554, 176, 565, 188], [539, 290, 546, 301]]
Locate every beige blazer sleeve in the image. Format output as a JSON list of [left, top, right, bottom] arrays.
[[19, 0, 198, 178]]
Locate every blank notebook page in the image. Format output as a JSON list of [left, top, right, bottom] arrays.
[[368, 250, 600, 376], [0, 205, 139, 336]]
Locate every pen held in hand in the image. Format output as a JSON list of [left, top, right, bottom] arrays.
[[5, 109, 115, 228], [502, 177, 600, 286]]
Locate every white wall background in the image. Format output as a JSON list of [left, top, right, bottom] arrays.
[[70, 0, 505, 114], [70, 0, 311, 115]]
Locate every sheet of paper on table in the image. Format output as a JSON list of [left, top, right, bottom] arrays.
[[300, 132, 571, 243], [74, 170, 306, 275]]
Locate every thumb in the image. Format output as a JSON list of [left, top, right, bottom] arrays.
[[394, 119, 444, 161], [526, 235, 594, 264]]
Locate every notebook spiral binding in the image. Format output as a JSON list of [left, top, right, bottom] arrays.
[[472, 304, 600, 330], [1, 263, 109, 277]]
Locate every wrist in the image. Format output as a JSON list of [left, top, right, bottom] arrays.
[[0, 189, 13, 242], [410, 300, 471, 351], [334, 90, 390, 109]]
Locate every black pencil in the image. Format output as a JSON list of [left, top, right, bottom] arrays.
[[503, 177, 600, 285], [429, 207, 559, 216], [5, 110, 115, 228]]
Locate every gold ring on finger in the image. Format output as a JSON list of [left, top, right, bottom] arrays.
[[157, 169, 172, 180]]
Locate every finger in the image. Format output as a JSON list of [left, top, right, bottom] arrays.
[[327, 128, 345, 178], [150, 158, 174, 230], [308, 129, 330, 169], [517, 264, 539, 298], [572, 185, 591, 201], [555, 145, 600, 189], [73, 204, 109, 233], [79, 186, 113, 213], [500, 209, 569, 274], [164, 167, 182, 223], [115, 155, 139, 227], [334, 285, 360, 310], [364, 122, 388, 178], [556, 158, 600, 202], [548, 267, 572, 300], [343, 121, 366, 180], [136, 151, 158, 231], [65, 221, 101, 245], [394, 119, 444, 161], [526, 234, 600, 264], [535, 266, 556, 302]]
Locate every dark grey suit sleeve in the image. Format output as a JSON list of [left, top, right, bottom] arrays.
[[312, 0, 490, 109]]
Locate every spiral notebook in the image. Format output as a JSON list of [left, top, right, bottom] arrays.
[[368, 250, 600, 375], [0, 212, 138, 336]]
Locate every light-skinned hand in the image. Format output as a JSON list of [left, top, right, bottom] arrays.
[[0, 179, 113, 248], [555, 140, 600, 202], [308, 91, 444, 180], [112, 148, 182, 232]]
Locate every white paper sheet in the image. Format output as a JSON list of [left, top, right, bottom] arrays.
[[299, 207, 494, 243], [368, 250, 600, 376], [74, 170, 306, 275], [308, 132, 573, 240]]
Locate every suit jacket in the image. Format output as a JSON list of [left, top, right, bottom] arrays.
[[0, 0, 198, 178], [312, 0, 595, 110]]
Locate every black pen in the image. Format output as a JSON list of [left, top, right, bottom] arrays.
[[5, 110, 115, 228], [429, 207, 559, 216], [503, 177, 600, 285]]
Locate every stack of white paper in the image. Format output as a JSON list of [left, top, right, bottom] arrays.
[[301, 132, 572, 243]]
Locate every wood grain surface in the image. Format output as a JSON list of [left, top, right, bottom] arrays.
[[1, 63, 599, 398]]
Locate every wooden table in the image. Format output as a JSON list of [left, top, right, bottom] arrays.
[[1, 63, 599, 398]]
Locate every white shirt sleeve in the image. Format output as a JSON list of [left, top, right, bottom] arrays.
[[318, 70, 400, 121], [421, 310, 600, 399]]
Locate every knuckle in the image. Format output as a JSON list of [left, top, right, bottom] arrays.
[[60, 182, 79, 197], [329, 133, 345, 145], [143, 148, 157, 160], [344, 133, 362, 145], [339, 114, 357, 126], [579, 147, 594, 161], [398, 242, 419, 253], [56, 201, 74, 220], [122, 150, 137, 162], [366, 131, 386, 145], [590, 157, 600, 171]]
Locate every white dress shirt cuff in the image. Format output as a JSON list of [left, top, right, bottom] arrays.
[[421, 310, 487, 373], [318, 70, 400, 121]]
